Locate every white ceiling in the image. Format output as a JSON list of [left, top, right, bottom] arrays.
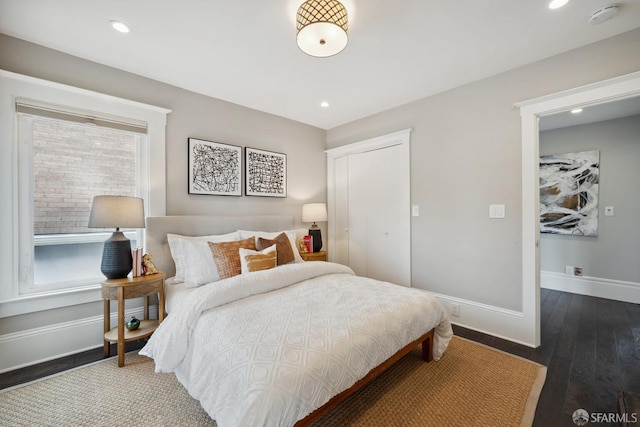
[[1, 0, 639, 130]]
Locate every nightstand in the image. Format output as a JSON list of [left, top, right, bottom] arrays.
[[101, 272, 165, 367], [300, 251, 327, 262]]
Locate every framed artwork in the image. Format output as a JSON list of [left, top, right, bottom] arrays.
[[539, 150, 599, 236], [188, 138, 242, 196], [245, 147, 287, 197]]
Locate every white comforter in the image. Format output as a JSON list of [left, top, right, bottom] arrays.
[[141, 262, 452, 427]]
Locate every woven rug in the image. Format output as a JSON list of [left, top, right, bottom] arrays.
[[0, 336, 546, 427]]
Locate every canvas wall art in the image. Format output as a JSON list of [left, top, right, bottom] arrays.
[[188, 138, 242, 196], [245, 147, 287, 197], [539, 150, 599, 236]]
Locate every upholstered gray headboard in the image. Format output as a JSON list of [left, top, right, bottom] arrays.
[[145, 215, 295, 278]]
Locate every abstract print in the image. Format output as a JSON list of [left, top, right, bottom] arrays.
[[245, 148, 287, 197], [188, 138, 242, 196], [539, 150, 599, 235]]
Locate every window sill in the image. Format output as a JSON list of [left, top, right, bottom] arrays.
[[0, 285, 102, 318]]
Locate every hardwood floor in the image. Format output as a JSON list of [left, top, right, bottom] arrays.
[[1, 289, 638, 426]]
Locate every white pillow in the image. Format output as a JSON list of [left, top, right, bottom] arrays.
[[167, 231, 240, 285], [239, 244, 277, 274], [238, 230, 304, 263]]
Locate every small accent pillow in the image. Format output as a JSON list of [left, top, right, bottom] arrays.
[[256, 232, 295, 266], [238, 230, 304, 263], [208, 236, 256, 279], [239, 244, 277, 274]]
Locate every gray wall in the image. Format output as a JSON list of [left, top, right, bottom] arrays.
[[539, 114, 640, 283], [0, 34, 326, 334], [327, 28, 640, 312]]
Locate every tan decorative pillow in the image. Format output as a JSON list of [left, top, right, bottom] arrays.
[[208, 236, 256, 279], [239, 244, 277, 274], [256, 232, 295, 266]]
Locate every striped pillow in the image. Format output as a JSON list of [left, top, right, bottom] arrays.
[[239, 244, 277, 274]]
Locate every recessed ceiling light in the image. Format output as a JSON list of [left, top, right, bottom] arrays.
[[320, 101, 330, 108], [110, 20, 131, 33], [571, 108, 583, 114], [548, 0, 569, 9]]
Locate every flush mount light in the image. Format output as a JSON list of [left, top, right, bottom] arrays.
[[110, 20, 131, 33], [571, 108, 583, 114], [548, 0, 569, 9], [296, 0, 348, 57], [320, 101, 330, 108]]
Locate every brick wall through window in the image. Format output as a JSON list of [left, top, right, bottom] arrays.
[[32, 118, 137, 235]]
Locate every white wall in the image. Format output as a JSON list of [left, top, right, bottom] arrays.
[[327, 28, 640, 344]]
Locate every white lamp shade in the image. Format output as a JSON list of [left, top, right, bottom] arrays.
[[302, 203, 328, 223], [88, 195, 145, 229], [296, 0, 348, 58]]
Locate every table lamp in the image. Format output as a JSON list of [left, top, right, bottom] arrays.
[[302, 203, 327, 252], [88, 195, 145, 279]]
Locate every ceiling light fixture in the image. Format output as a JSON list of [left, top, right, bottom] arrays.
[[548, 0, 569, 9], [320, 101, 330, 108], [571, 108, 583, 114], [110, 20, 131, 33], [296, 0, 348, 57]]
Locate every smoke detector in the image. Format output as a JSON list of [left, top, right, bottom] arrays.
[[588, 5, 619, 25]]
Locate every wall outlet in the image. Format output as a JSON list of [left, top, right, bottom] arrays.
[[574, 267, 583, 276], [451, 303, 460, 317], [565, 266, 574, 276]]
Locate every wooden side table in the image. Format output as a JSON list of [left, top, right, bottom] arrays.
[[300, 251, 327, 262], [101, 272, 165, 367]]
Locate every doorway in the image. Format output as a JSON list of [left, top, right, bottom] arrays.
[[516, 71, 640, 347]]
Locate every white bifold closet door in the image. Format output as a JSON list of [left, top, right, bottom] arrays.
[[329, 130, 411, 287]]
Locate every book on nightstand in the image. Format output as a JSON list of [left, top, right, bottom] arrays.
[[302, 235, 313, 253]]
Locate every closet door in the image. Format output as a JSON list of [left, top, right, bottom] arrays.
[[348, 145, 410, 286], [327, 129, 411, 288]]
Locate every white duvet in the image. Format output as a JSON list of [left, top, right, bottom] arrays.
[[141, 262, 452, 427]]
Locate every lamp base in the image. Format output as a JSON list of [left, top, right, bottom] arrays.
[[101, 231, 132, 279], [308, 227, 322, 253]]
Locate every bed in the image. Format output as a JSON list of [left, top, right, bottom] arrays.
[[140, 215, 453, 427]]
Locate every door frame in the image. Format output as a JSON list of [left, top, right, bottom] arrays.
[[325, 128, 412, 276], [516, 71, 640, 347]]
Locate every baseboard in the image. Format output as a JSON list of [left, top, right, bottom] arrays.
[[420, 291, 536, 348], [541, 271, 640, 304], [0, 305, 158, 373]]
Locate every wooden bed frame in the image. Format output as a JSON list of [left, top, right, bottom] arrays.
[[295, 329, 434, 426], [145, 215, 435, 426]]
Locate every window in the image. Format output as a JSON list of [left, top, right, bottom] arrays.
[[0, 70, 169, 317], [18, 110, 144, 294]]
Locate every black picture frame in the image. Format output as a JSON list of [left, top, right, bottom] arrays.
[[245, 147, 287, 198], [188, 138, 242, 196]]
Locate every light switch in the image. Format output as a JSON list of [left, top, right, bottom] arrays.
[[412, 205, 419, 217], [604, 206, 614, 216], [489, 204, 506, 219]]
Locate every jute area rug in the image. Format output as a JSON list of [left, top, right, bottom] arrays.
[[0, 336, 546, 427]]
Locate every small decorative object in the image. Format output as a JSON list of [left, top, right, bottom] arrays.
[[126, 316, 140, 331], [245, 147, 287, 197], [188, 137, 242, 196], [142, 253, 159, 275]]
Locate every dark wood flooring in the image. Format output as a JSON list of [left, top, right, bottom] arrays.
[[1, 289, 638, 426]]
